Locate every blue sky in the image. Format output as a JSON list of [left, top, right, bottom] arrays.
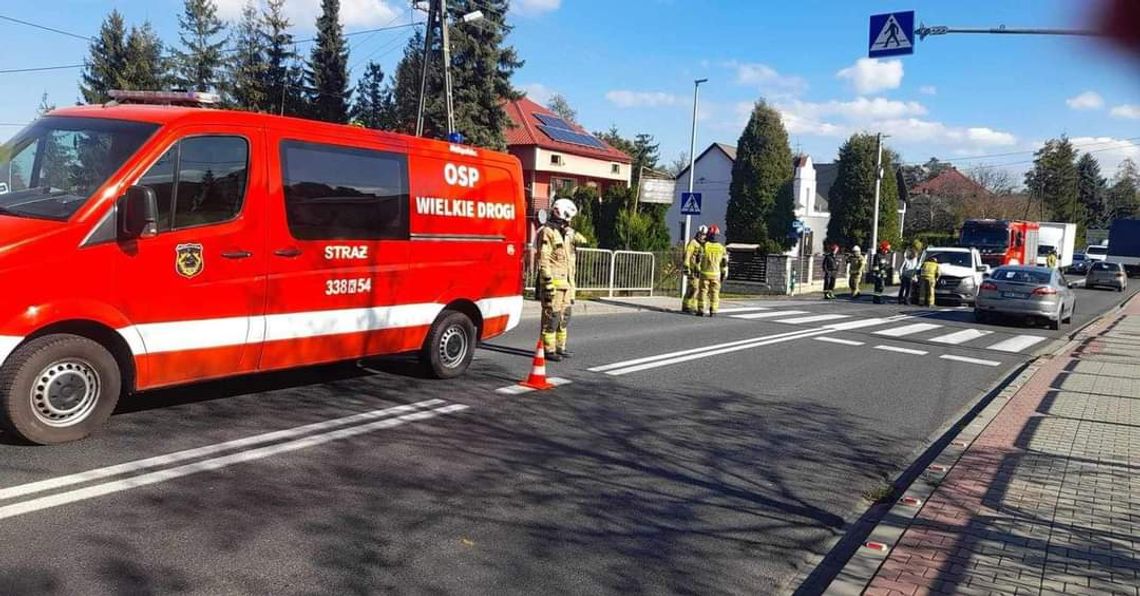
[[2, 0, 1139, 180]]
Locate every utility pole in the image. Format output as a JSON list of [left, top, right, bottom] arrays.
[[439, 0, 455, 135], [681, 78, 708, 301], [870, 132, 884, 257], [414, 0, 439, 137]]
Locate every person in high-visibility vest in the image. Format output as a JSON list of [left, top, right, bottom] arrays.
[[538, 198, 579, 361], [848, 245, 866, 299], [919, 254, 940, 307], [681, 225, 708, 313], [1046, 250, 1058, 270], [697, 225, 729, 316]]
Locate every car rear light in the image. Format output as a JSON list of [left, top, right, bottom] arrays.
[[1032, 286, 1057, 296], [980, 282, 998, 291]]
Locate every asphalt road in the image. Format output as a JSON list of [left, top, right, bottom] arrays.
[[0, 280, 1133, 595]]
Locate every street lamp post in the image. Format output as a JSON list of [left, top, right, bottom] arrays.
[[681, 78, 708, 301], [415, 0, 483, 138], [870, 132, 884, 256]]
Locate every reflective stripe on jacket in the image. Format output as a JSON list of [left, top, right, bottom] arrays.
[[700, 242, 728, 278]]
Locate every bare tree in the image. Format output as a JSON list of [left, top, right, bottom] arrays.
[[668, 151, 690, 177], [968, 166, 1016, 196], [546, 93, 577, 123]]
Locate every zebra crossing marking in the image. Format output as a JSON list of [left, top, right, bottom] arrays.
[[986, 335, 1047, 353], [775, 314, 850, 325], [731, 310, 809, 320], [873, 323, 943, 337], [929, 329, 993, 345]]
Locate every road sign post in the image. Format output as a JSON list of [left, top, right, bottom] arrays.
[[869, 11, 915, 58]]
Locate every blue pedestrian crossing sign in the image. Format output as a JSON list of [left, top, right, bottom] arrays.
[[868, 11, 915, 58], [680, 192, 702, 215]]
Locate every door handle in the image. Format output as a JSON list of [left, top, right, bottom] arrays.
[[221, 250, 253, 259], [274, 247, 302, 258]]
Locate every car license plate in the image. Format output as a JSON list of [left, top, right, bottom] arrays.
[[1002, 291, 1028, 299]]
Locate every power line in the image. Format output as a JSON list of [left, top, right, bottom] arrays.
[[0, 14, 91, 41], [0, 64, 84, 74], [897, 136, 1140, 167]]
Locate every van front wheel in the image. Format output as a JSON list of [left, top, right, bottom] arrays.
[[0, 334, 122, 445], [422, 311, 476, 379]]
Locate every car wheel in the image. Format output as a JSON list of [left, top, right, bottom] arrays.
[[421, 309, 477, 380], [0, 334, 123, 445]]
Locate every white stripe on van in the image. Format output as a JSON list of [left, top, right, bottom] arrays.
[[0, 336, 21, 366], [114, 295, 523, 356]]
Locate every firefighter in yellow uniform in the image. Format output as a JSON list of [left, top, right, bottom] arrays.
[[538, 198, 578, 361], [1046, 250, 1058, 270], [682, 225, 708, 314], [698, 224, 729, 316], [919, 254, 940, 307], [849, 245, 866, 299]]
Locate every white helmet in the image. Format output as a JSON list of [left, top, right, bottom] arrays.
[[552, 198, 578, 222], [697, 225, 709, 237], [852, 245, 862, 254]]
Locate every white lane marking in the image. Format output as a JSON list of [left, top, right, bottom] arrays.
[[874, 323, 942, 337], [495, 377, 571, 394], [0, 404, 469, 522], [606, 329, 832, 376], [776, 314, 850, 325], [941, 354, 1002, 367], [815, 337, 864, 346], [0, 400, 445, 502], [587, 328, 815, 373], [874, 345, 929, 356], [825, 318, 891, 331], [928, 329, 993, 345], [716, 306, 771, 314], [986, 335, 1048, 353], [731, 310, 809, 320]]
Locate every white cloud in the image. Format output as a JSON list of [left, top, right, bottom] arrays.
[[514, 0, 561, 16], [783, 97, 927, 121], [963, 127, 1017, 146], [1068, 137, 1140, 175], [216, 0, 402, 28], [728, 62, 807, 97], [919, 85, 937, 96], [1110, 104, 1140, 120], [1066, 91, 1104, 110], [520, 83, 555, 106], [836, 58, 903, 94], [605, 90, 684, 108]]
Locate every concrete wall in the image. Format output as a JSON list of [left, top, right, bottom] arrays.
[[668, 150, 733, 245]]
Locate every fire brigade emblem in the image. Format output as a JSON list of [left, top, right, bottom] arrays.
[[175, 243, 204, 279]]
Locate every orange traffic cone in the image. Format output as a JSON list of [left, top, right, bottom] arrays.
[[520, 336, 555, 390]]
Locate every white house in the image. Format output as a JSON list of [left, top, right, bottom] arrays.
[[670, 143, 906, 254], [669, 143, 735, 245]]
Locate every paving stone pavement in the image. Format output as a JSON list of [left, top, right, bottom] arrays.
[[862, 300, 1140, 596]]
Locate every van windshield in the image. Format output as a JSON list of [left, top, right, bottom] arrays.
[[926, 251, 973, 268], [0, 116, 157, 220]]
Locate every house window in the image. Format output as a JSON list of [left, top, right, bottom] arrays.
[[611, 163, 620, 175], [551, 177, 576, 197], [550, 154, 564, 166]]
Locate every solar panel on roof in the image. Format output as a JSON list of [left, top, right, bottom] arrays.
[[535, 114, 572, 130], [537, 125, 607, 149]]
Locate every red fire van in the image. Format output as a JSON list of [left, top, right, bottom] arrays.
[[0, 92, 525, 444]]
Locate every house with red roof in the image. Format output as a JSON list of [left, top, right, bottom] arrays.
[[503, 97, 632, 218]]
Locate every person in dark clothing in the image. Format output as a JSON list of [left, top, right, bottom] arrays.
[[822, 244, 840, 300]]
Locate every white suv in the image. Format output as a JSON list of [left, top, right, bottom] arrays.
[[919, 247, 990, 305]]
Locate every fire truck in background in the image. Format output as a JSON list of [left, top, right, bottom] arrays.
[[959, 219, 1040, 268]]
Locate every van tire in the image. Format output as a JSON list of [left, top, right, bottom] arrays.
[[0, 334, 122, 445], [422, 310, 476, 380]]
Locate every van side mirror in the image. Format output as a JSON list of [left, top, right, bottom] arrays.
[[117, 185, 159, 240], [977, 265, 988, 273]]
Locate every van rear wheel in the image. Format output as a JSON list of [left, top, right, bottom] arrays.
[[0, 334, 122, 445], [422, 310, 477, 379]]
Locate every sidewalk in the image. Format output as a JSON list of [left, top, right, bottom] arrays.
[[852, 296, 1140, 595]]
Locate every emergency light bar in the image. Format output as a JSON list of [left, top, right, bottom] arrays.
[[107, 90, 221, 106]]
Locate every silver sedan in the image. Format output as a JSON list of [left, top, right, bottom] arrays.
[[975, 266, 1076, 330]]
